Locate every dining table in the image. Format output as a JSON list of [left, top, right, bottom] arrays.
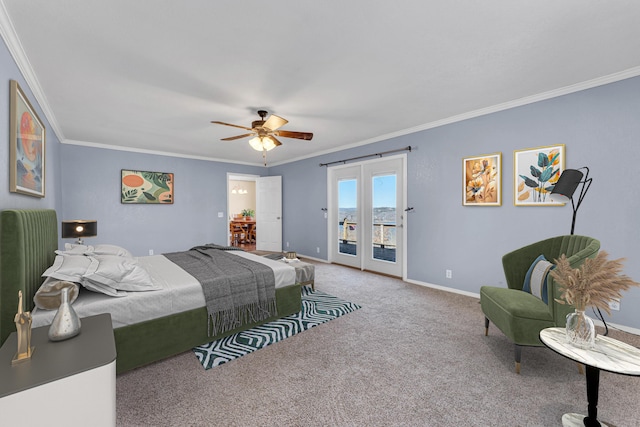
[[230, 218, 255, 243]]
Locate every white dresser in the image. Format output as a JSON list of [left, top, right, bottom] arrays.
[[0, 313, 116, 426]]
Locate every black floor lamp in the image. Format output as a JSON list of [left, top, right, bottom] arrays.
[[549, 167, 592, 235]]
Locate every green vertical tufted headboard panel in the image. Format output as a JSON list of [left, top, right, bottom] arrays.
[[0, 209, 58, 345]]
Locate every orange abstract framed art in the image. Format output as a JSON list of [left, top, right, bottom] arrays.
[[9, 80, 46, 197]]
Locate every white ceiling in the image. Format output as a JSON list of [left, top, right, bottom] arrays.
[[2, 1, 640, 166]]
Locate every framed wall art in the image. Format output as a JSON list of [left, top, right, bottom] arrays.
[[121, 170, 174, 204], [9, 80, 46, 197], [514, 144, 565, 206], [463, 152, 501, 206]]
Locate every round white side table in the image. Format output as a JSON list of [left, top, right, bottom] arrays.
[[540, 327, 640, 427]]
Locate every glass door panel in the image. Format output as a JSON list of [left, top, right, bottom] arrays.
[[371, 174, 397, 262], [338, 178, 357, 256]]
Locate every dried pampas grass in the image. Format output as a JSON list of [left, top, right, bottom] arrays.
[[550, 251, 640, 315]]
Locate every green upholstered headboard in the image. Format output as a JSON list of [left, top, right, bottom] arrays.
[[0, 209, 58, 346]]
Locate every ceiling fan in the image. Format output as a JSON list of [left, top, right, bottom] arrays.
[[211, 110, 313, 165]]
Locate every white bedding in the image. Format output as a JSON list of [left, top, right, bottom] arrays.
[[32, 251, 296, 329]]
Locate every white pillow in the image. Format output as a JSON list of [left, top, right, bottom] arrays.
[[56, 244, 90, 255], [80, 278, 127, 297], [42, 255, 92, 282], [82, 255, 159, 292], [59, 243, 133, 258], [91, 244, 133, 258]]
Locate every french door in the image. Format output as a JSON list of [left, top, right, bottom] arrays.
[[328, 155, 405, 277]]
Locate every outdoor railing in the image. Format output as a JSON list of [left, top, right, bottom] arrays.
[[338, 221, 397, 248]]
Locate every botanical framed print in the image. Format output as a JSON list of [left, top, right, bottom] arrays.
[[121, 170, 174, 204], [514, 144, 565, 206], [9, 80, 46, 197], [463, 152, 501, 206]]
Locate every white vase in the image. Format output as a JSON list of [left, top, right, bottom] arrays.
[[48, 287, 81, 341], [565, 309, 596, 349]]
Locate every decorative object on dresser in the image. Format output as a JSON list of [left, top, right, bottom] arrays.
[[48, 287, 81, 342], [549, 167, 593, 235], [121, 169, 174, 204], [9, 80, 46, 198], [462, 152, 501, 206], [61, 219, 97, 245], [514, 144, 565, 206], [12, 291, 34, 365]]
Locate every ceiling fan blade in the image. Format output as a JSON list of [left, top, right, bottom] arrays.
[[221, 133, 254, 141], [263, 114, 288, 131], [275, 130, 314, 140], [269, 136, 283, 147], [211, 121, 253, 131]]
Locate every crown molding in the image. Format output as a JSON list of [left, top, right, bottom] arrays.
[[0, 1, 65, 142], [62, 139, 265, 167]]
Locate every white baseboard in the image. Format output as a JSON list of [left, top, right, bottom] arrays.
[[405, 278, 480, 299], [591, 318, 640, 336], [297, 254, 329, 263]]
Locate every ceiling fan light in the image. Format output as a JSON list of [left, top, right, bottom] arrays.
[[262, 137, 277, 151], [249, 137, 263, 151]]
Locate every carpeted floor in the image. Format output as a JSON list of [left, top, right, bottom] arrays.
[[116, 261, 640, 426]]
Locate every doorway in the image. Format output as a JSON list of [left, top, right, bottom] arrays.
[[328, 155, 406, 278], [228, 174, 258, 250], [227, 174, 283, 252]]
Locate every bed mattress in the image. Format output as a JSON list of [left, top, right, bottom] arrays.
[[31, 251, 296, 329]]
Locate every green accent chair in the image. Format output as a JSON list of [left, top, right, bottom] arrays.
[[480, 235, 600, 374]]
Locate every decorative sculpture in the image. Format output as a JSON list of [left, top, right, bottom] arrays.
[[12, 290, 35, 365], [48, 287, 81, 341]]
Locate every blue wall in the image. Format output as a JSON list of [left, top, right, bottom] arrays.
[[59, 144, 265, 256], [273, 76, 640, 330]]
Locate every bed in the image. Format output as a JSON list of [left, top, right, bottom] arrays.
[[0, 209, 302, 373]]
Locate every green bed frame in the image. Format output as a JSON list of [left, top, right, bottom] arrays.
[[0, 209, 301, 373]]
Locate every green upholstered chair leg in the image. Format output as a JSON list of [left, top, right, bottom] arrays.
[[515, 345, 522, 374]]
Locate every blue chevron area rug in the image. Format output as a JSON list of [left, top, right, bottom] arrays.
[[193, 286, 361, 370]]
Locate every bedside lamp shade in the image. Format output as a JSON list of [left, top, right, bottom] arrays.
[[61, 220, 97, 244]]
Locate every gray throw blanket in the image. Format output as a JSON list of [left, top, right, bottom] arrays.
[[164, 244, 277, 336]]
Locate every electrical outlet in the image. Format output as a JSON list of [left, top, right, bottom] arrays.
[[317, 247, 320, 253], [218, 212, 223, 218], [286, 242, 289, 248], [446, 269, 452, 279], [149, 249, 154, 256], [609, 299, 620, 311]]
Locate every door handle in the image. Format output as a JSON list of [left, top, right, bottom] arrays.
[[277, 217, 281, 220]]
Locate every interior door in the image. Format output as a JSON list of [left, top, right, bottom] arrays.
[[256, 175, 282, 251]]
